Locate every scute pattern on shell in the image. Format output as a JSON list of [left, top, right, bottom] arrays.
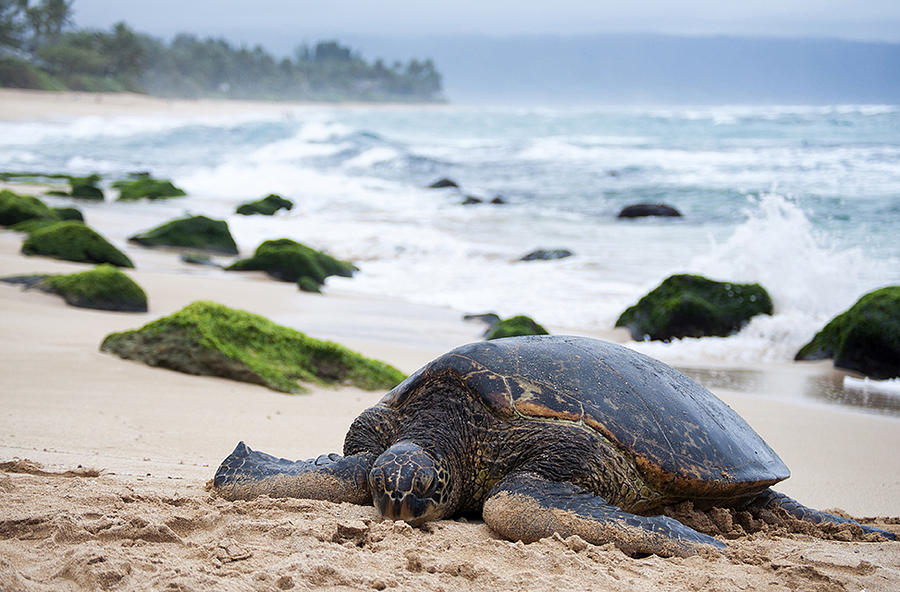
[[379, 336, 789, 495]]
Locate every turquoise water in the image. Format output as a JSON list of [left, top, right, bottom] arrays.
[[1, 103, 898, 364]]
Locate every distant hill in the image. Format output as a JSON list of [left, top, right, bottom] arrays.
[[342, 33, 900, 104]]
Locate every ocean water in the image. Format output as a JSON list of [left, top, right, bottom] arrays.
[[1, 103, 898, 367]]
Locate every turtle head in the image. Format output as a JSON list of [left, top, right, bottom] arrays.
[[369, 441, 453, 526]]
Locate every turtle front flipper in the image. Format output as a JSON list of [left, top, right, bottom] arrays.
[[482, 472, 725, 558], [754, 489, 896, 541], [212, 441, 374, 504]]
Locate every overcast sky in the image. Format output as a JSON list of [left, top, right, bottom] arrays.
[[72, 0, 900, 48]]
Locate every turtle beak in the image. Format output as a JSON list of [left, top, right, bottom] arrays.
[[373, 490, 436, 526]]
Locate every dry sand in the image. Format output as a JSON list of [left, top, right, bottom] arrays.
[[0, 88, 445, 122], [1, 90, 898, 591]]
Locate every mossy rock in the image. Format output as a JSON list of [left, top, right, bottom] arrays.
[[100, 300, 406, 393], [0, 190, 55, 226], [236, 193, 294, 216], [34, 264, 147, 312], [52, 207, 84, 222], [615, 274, 773, 341], [10, 217, 81, 234], [113, 176, 186, 201], [298, 276, 322, 293], [485, 315, 549, 340], [21, 221, 134, 268], [69, 174, 104, 200], [129, 215, 238, 254], [226, 238, 357, 288], [795, 286, 900, 379]]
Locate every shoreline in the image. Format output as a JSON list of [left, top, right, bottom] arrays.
[[0, 88, 451, 121], [1, 228, 898, 516], [1, 93, 898, 591]]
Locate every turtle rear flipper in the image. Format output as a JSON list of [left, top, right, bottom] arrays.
[[213, 441, 373, 504], [482, 472, 725, 558], [755, 489, 896, 540]]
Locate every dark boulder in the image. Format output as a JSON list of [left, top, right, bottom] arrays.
[[615, 274, 772, 341], [236, 193, 294, 216], [617, 203, 682, 218], [490, 195, 506, 204], [461, 195, 483, 205], [795, 286, 900, 379], [485, 315, 549, 340], [427, 178, 459, 189], [519, 249, 574, 262], [129, 215, 238, 255]]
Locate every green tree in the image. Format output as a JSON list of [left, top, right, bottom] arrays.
[[0, 0, 28, 49], [25, 0, 72, 50]]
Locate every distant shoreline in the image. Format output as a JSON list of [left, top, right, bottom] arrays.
[[0, 88, 449, 122]]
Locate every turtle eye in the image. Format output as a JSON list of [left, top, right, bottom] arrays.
[[369, 467, 386, 491], [414, 469, 436, 497]]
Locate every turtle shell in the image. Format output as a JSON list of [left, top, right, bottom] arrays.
[[381, 335, 789, 494]]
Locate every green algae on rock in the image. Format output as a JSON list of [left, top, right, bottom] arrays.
[[129, 215, 238, 254], [52, 207, 84, 222], [615, 274, 773, 342], [236, 193, 294, 216], [795, 286, 900, 379], [485, 315, 549, 340], [298, 276, 322, 293], [226, 238, 357, 289], [69, 174, 104, 200], [21, 221, 134, 268], [100, 301, 406, 393], [38, 264, 147, 312], [113, 175, 186, 201], [9, 216, 80, 233], [0, 190, 56, 226]]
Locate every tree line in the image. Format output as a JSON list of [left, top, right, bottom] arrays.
[[0, 0, 444, 102]]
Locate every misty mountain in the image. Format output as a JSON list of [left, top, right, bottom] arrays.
[[336, 33, 900, 104]]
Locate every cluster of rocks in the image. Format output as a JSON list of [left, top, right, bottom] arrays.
[[2, 182, 402, 394], [2, 179, 354, 295], [3, 172, 896, 387], [426, 178, 683, 267], [462, 274, 897, 380], [2, 171, 187, 202], [426, 177, 506, 206]]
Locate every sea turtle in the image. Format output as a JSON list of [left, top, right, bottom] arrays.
[[213, 336, 895, 556]]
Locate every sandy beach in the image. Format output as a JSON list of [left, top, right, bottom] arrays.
[[1, 90, 898, 591]]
